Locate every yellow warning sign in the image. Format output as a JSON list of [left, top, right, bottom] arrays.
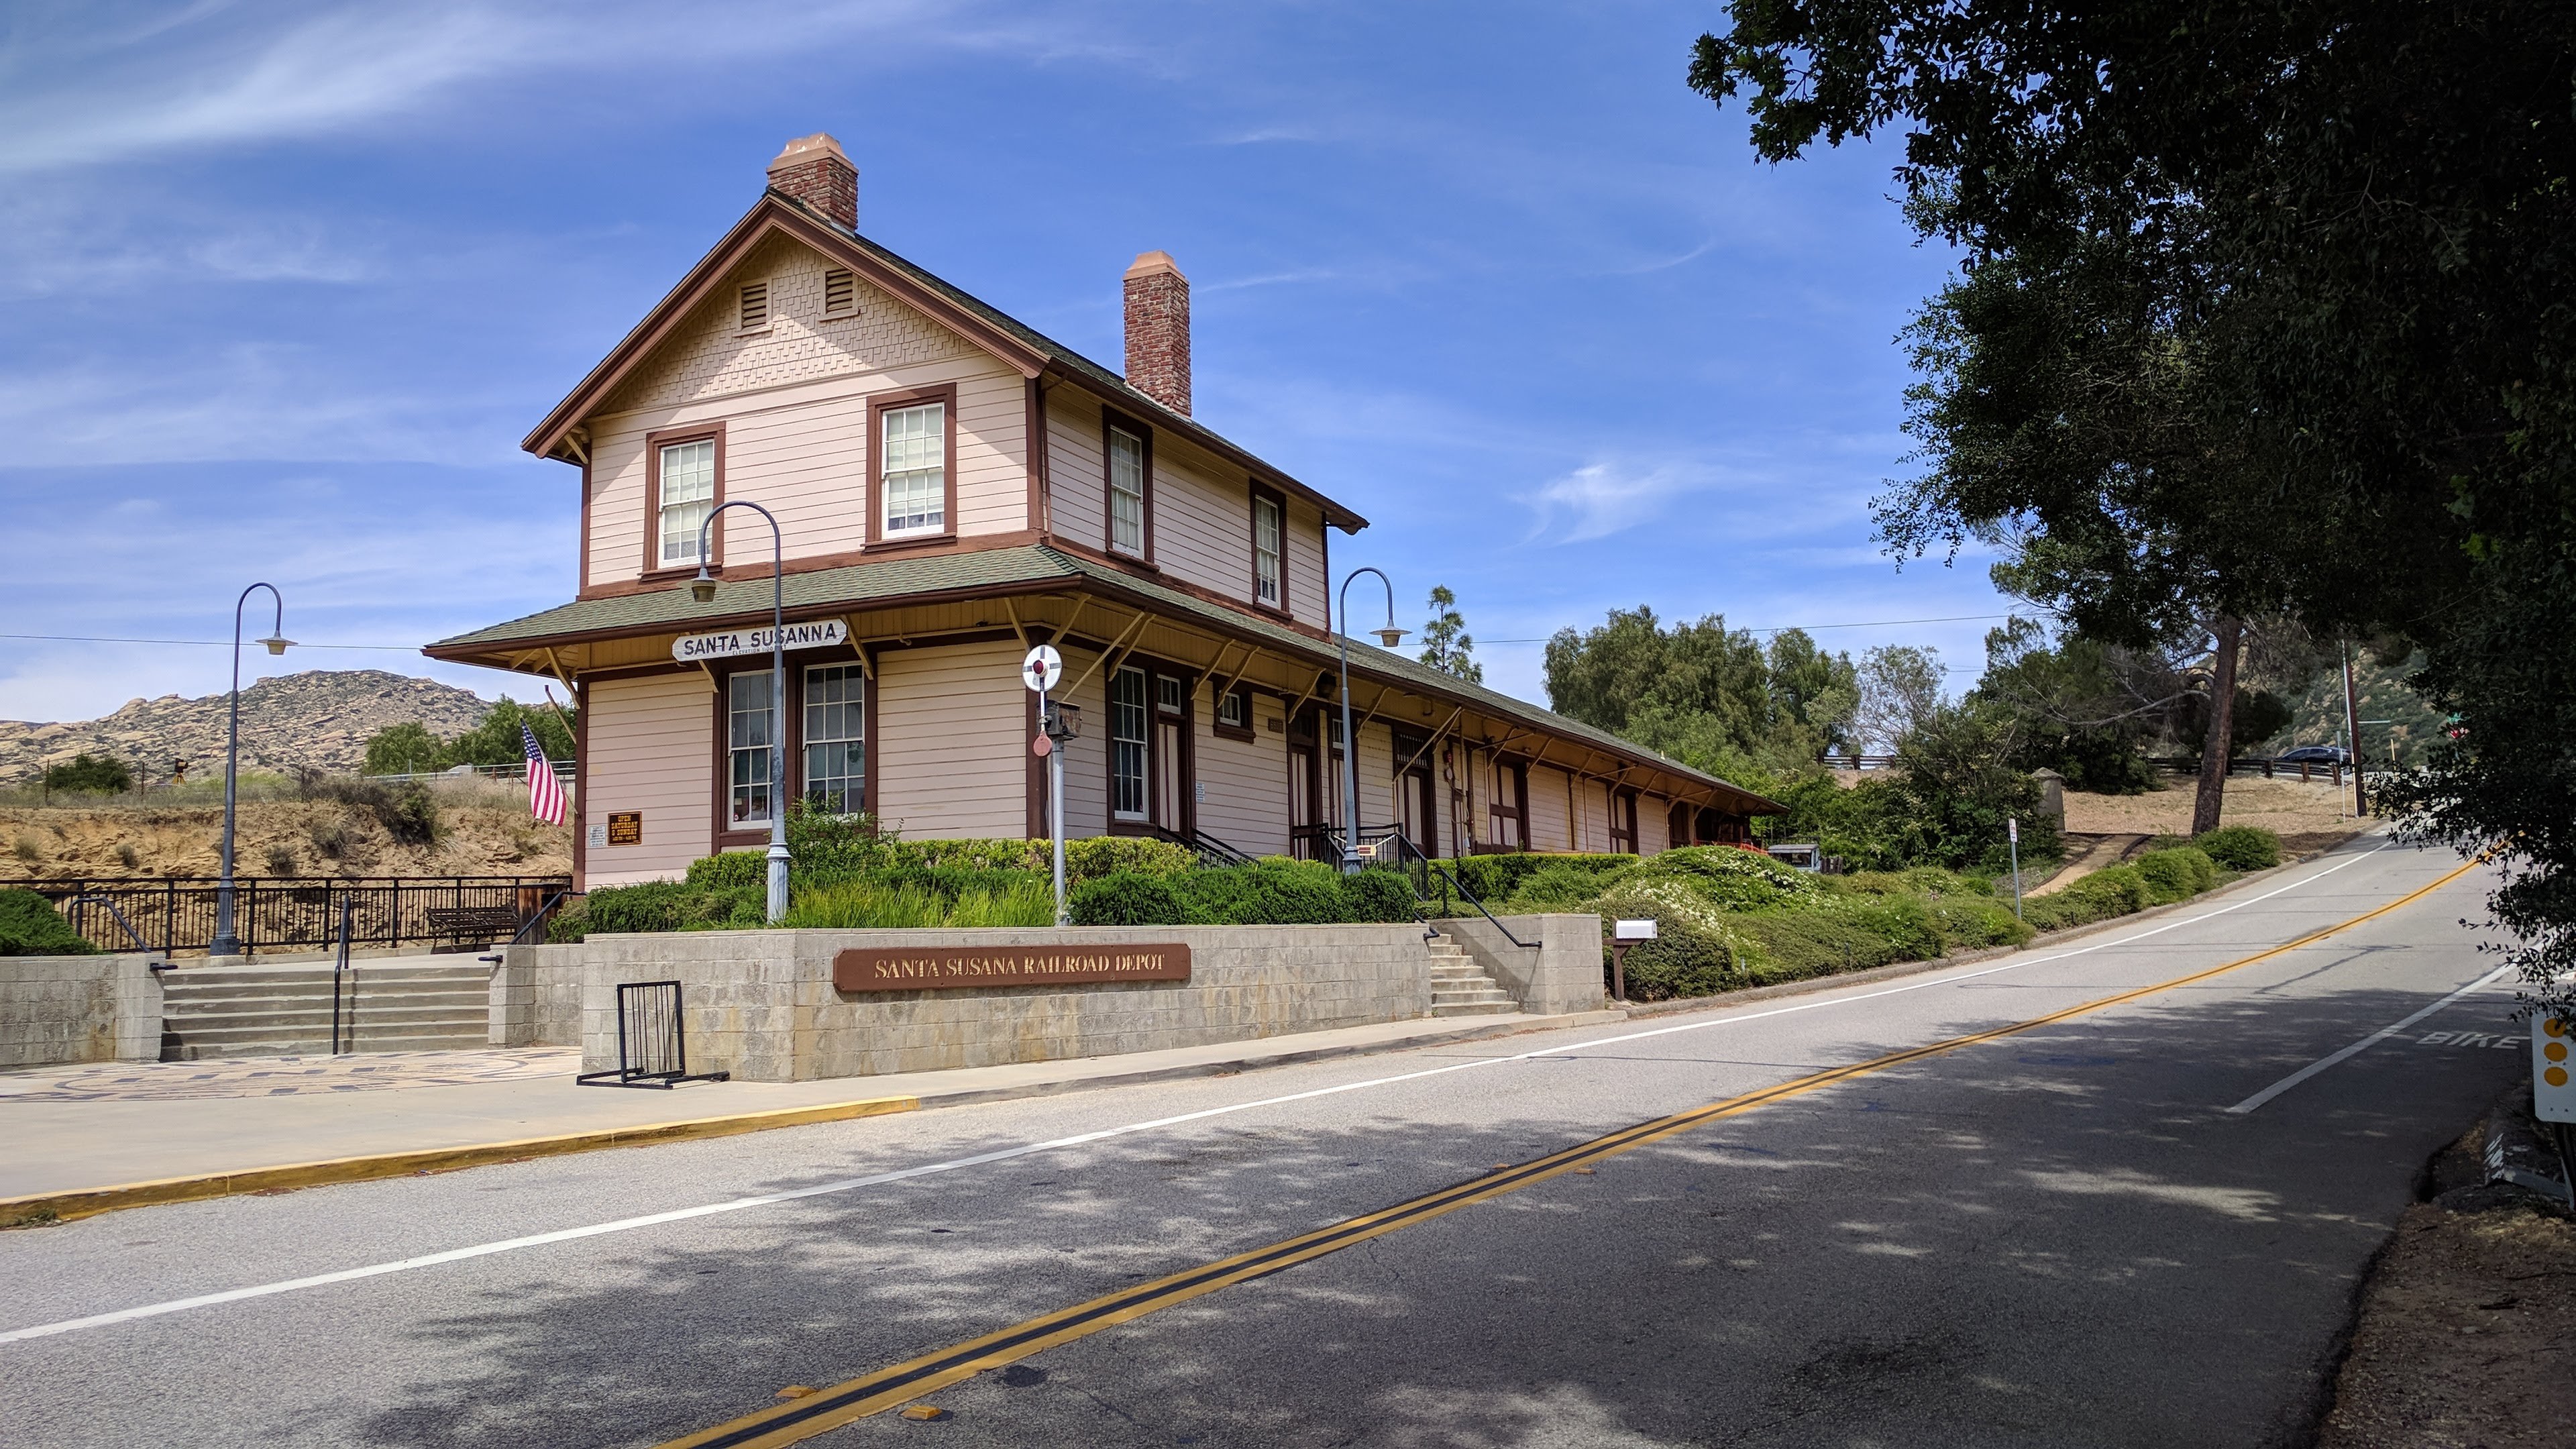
[[2537, 1014, 2575, 1123]]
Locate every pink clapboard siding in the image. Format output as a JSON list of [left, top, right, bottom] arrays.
[[582, 233, 1032, 584], [1193, 680, 1291, 856], [582, 674, 714, 886], [873, 641, 1030, 841]]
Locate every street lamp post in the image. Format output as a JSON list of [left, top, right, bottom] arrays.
[[1333, 568, 1409, 875], [211, 584, 292, 959], [690, 502, 792, 924]]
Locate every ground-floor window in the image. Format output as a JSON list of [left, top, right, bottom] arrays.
[[727, 671, 775, 828], [803, 664, 864, 813], [1111, 665, 1148, 820]]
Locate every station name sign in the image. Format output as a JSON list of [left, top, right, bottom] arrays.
[[670, 619, 847, 663], [833, 943, 1191, 993]]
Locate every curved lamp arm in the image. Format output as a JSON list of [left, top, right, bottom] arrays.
[[687, 500, 792, 924]]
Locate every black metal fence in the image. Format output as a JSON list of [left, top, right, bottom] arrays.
[[23, 875, 572, 956]]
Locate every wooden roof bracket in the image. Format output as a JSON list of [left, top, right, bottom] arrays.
[[1063, 610, 1151, 698], [1394, 707, 1464, 779]]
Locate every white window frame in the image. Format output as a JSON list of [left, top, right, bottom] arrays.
[[1108, 426, 1146, 557], [727, 671, 775, 828], [1110, 666, 1149, 821], [1253, 492, 1283, 606], [1216, 687, 1248, 731], [658, 439, 716, 568], [881, 402, 947, 537], [802, 664, 865, 815]]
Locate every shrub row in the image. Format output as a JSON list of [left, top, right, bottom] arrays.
[[2022, 845, 2223, 932], [1070, 858, 1415, 926]]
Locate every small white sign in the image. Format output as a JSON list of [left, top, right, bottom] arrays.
[[2538, 1012, 2574, 1124], [1022, 644, 1063, 693], [670, 619, 847, 663], [1613, 918, 1659, 943], [586, 824, 608, 849], [2008, 817, 2019, 844]]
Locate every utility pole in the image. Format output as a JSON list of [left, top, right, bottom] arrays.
[[2343, 643, 2365, 818]]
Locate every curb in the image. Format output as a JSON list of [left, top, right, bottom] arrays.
[[0, 1010, 1625, 1227]]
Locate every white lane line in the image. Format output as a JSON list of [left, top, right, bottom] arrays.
[[2222, 963, 2516, 1114], [0, 839, 2414, 1347]]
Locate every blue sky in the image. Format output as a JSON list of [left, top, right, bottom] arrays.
[[0, 0, 2006, 725]]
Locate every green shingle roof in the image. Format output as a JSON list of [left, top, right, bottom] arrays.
[[429, 545, 1778, 812]]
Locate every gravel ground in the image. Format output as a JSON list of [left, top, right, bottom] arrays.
[[2316, 1108, 2576, 1448], [2063, 776, 2369, 855]]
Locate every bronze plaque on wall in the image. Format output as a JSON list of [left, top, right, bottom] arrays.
[[833, 943, 1191, 993], [605, 812, 643, 846]]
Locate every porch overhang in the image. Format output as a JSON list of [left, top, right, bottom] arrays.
[[424, 545, 1782, 818]]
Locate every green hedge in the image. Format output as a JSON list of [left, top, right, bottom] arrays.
[[0, 890, 96, 956], [2192, 825, 2282, 871], [1070, 859, 1416, 926]]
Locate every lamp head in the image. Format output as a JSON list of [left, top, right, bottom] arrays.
[[258, 635, 292, 656], [1371, 626, 1409, 649], [689, 568, 718, 604]]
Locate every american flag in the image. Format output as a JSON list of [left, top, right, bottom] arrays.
[[521, 722, 566, 826]]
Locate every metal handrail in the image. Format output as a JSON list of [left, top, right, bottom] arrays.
[[511, 888, 574, 945], [1369, 833, 1535, 951], [1138, 822, 1259, 870], [62, 894, 150, 953]]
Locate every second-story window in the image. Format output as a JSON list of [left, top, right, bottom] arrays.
[[1253, 492, 1283, 606], [1108, 425, 1146, 556], [881, 402, 946, 535], [658, 439, 716, 568]]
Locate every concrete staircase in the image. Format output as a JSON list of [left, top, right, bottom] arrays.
[[159, 960, 492, 1060], [1426, 930, 1517, 1018]]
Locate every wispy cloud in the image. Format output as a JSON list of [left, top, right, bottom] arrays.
[[1520, 459, 1723, 543], [0, 0, 1111, 175]]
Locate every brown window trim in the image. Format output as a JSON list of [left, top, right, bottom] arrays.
[[642, 423, 726, 582], [1102, 405, 1155, 564], [708, 647, 871, 849], [1248, 481, 1289, 615], [1210, 682, 1256, 743], [866, 383, 961, 551], [1104, 655, 1192, 838], [1609, 789, 1640, 855]]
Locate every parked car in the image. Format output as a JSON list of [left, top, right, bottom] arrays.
[[2274, 745, 2351, 766]]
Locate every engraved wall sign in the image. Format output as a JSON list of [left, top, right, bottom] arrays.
[[606, 812, 643, 846], [833, 943, 1191, 993]]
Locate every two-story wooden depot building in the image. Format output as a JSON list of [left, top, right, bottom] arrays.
[[428, 135, 1782, 890]]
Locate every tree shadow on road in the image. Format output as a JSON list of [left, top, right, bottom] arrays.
[[323, 973, 2524, 1449]]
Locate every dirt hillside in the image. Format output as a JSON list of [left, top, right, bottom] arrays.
[[0, 784, 572, 882], [0, 669, 490, 787]]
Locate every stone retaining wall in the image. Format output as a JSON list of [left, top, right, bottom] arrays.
[[570, 924, 1448, 1083], [0, 954, 161, 1068], [1438, 914, 1605, 1017], [490, 944, 588, 1047]]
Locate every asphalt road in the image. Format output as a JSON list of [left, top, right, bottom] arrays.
[[0, 835, 2526, 1448]]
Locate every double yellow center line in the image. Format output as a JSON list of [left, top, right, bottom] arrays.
[[661, 856, 2479, 1449]]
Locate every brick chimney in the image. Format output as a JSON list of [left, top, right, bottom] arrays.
[[1123, 251, 1190, 416], [767, 133, 857, 230]]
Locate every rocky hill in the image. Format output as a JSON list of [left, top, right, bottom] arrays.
[[0, 670, 491, 786]]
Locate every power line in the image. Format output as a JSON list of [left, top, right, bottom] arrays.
[[0, 633, 424, 651], [1471, 612, 2022, 643]]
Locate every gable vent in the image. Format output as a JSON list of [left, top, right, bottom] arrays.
[[739, 280, 770, 331], [822, 268, 856, 316]]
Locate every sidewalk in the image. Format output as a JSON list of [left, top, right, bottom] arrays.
[[0, 1009, 1621, 1218]]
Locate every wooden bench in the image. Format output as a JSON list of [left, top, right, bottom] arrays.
[[424, 906, 524, 943]]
